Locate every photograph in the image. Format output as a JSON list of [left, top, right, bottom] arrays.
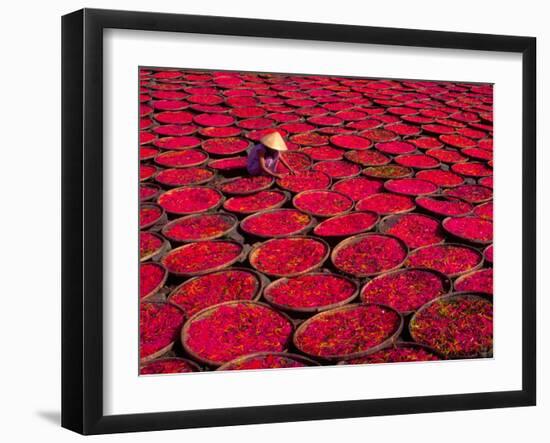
[[138, 67, 494, 374]]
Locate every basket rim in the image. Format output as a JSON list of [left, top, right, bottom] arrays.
[[483, 244, 493, 264], [216, 351, 321, 371], [293, 303, 404, 361], [181, 300, 295, 367]]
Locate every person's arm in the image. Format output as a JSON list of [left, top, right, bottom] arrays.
[[278, 153, 297, 175], [259, 151, 284, 178]]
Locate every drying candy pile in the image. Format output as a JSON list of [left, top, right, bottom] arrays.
[[138, 68, 493, 374]]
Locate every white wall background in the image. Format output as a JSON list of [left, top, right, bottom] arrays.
[[0, 0, 546, 441]]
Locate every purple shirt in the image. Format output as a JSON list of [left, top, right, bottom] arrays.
[[247, 143, 279, 176]]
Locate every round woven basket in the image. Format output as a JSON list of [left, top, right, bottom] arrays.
[[140, 262, 168, 300], [359, 267, 452, 316], [161, 212, 238, 243], [441, 216, 493, 246], [409, 292, 493, 359], [263, 271, 360, 314], [140, 231, 170, 262], [140, 302, 187, 364], [331, 233, 409, 278], [161, 239, 247, 277], [292, 189, 354, 218], [181, 300, 295, 367], [167, 267, 267, 313], [248, 236, 331, 278], [240, 208, 315, 239], [405, 242, 484, 278], [293, 303, 404, 362]]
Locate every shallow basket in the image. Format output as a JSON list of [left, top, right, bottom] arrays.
[[312, 211, 380, 239], [359, 267, 452, 316], [140, 302, 187, 364], [292, 189, 354, 218], [378, 212, 446, 248], [293, 303, 404, 362], [161, 239, 247, 277], [331, 232, 409, 278], [139, 203, 166, 229], [217, 175, 274, 196], [405, 242, 484, 278], [161, 212, 239, 243], [248, 236, 331, 278], [441, 216, 493, 246], [181, 300, 295, 367], [167, 266, 268, 313], [263, 271, 360, 314], [409, 292, 493, 359], [222, 190, 290, 216], [140, 231, 170, 262], [240, 208, 316, 239], [140, 262, 169, 300]]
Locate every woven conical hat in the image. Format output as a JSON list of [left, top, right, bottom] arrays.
[[260, 132, 288, 151]]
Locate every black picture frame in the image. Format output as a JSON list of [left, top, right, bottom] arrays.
[[62, 8, 537, 435]]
